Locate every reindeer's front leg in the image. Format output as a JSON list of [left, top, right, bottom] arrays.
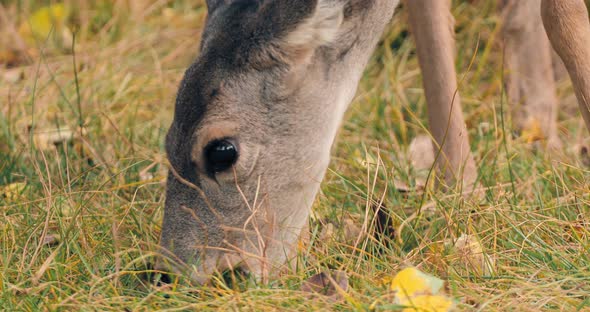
[[502, 0, 561, 149], [541, 0, 590, 133], [404, 0, 478, 189]]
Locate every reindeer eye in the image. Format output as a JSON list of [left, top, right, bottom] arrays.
[[204, 139, 238, 173]]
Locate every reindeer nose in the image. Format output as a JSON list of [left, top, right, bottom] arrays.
[[150, 260, 175, 286], [157, 272, 174, 286]]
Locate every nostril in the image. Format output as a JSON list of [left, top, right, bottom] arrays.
[[143, 261, 175, 287], [150, 260, 176, 286], [158, 272, 173, 285]]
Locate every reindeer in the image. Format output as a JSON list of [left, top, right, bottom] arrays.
[[158, 0, 590, 284]]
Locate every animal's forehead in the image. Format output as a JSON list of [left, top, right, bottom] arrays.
[[201, 0, 261, 65], [169, 6, 258, 137], [199, 0, 316, 69], [169, 0, 317, 143]]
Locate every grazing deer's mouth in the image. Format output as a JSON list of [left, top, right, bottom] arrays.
[[156, 247, 247, 286], [160, 0, 398, 283]]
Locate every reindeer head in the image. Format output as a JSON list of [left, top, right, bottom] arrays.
[[159, 0, 397, 284]]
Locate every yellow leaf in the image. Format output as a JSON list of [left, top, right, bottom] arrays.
[[18, 4, 70, 46], [388, 267, 453, 312], [390, 267, 443, 297], [521, 118, 545, 144], [400, 295, 454, 312], [0, 183, 26, 201]]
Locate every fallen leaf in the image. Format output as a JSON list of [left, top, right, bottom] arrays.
[[0, 182, 26, 201], [520, 118, 545, 144], [399, 294, 454, 312], [342, 217, 363, 243], [18, 4, 71, 48], [318, 216, 363, 245], [389, 267, 444, 297], [301, 271, 349, 303], [318, 222, 335, 242], [449, 234, 494, 276], [387, 267, 453, 312], [42, 234, 60, 247], [32, 127, 75, 151]]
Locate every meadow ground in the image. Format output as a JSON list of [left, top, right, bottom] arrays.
[[1, 1, 589, 311]]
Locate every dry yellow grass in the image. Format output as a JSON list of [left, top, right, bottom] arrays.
[[1, 1, 589, 311]]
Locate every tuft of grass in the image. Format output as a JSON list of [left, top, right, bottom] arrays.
[[1, 0, 589, 310]]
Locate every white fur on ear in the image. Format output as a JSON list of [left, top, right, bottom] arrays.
[[283, 0, 344, 50]]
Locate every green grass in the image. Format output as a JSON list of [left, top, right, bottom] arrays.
[[1, 1, 590, 310]]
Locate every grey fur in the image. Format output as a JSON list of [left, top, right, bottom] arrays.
[[160, 0, 398, 283]]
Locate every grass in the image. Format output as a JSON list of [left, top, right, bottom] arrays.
[[1, 0, 589, 310]]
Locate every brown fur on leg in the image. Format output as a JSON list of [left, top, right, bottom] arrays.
[[502, 0, 562, 149], [542, 0, 590, 133], [405, 0, 478, 189]]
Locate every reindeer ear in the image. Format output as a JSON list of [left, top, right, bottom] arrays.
[[281, 1, 344, 55]]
